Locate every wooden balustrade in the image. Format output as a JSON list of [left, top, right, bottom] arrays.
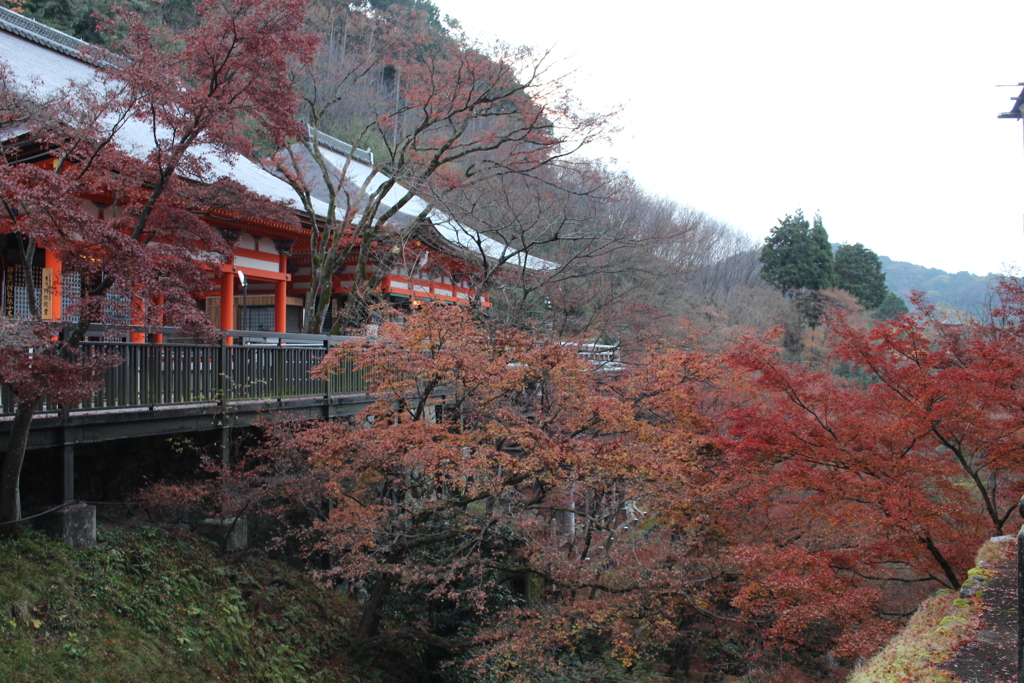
[[0, 330, 367, 416]]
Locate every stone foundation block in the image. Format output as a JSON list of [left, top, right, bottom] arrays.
[[35, 503, 96, 547], [197, 517, 248, 551]]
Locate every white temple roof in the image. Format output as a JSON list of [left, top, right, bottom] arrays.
[[310, 144, 558, 272], [0, 14, 330, 218], [0, 7, 557, 273]]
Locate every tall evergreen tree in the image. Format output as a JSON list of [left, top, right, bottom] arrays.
[[874, 290, 909, 320], [834, 242, 887, 309], [808, 212, 835, 289], [759, 209, 834, 294]]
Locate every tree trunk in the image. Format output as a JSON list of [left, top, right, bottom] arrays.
[[0, 317, 93, 531], [923, 533, 962, 589], [356, 573, 396, 641], [0, 398, 39, 531]]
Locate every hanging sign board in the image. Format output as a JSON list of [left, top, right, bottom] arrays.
[[40, 267, 53, 320]]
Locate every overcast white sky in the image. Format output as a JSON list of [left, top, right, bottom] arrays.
[[433, 0, 1024, 276]]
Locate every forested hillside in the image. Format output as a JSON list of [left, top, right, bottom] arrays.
[[880, 254, 995, 312]]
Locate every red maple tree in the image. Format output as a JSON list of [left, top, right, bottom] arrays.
[[718, 285, 1024, 656], [145, 295, 1016, 674], [144, 303, 737, 677]]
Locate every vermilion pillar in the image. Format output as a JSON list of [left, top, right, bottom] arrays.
[[275, 252, 287, 334], [43, 249, 61, 321], [220, 268, 235, 343], [129, 292, 147, 342], [154, 293, 165, 344], [129, 295, 146, 343]]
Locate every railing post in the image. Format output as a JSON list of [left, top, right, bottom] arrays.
[[59, 407, 73, 504], [273, 335, 283, 401], [148, 336, 159, 409], [1018, 494, 1024, 683], [219, 337, 231, 467], [323, 336, 331, 420]]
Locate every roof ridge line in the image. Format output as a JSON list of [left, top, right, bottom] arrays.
[[306, 124, 374, 166], [0, 6, 91, 60]]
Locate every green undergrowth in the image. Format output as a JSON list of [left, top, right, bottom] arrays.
[[0, 524, 388, 683], [847, 537, 1013, 683]]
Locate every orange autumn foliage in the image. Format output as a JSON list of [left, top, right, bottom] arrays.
[[144, 281, 1024, 678]]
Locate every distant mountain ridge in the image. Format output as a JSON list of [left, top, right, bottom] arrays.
[[879, 255, 996, 312]]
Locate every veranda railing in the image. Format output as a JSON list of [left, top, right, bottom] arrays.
[[0, 328, 367, 415]]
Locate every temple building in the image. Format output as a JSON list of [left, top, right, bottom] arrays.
[[0, 6, 552, 338]]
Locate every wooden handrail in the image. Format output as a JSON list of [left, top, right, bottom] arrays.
[[76, 323, 362, 345], [0, 333, 367, 416]]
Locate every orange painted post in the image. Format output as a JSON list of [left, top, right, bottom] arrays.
[[220, 269, 235, 345], [130, 299, 146, 343], [275, 252, 287, 334], [154, 293, 165, 344], [42, 249, 61, 322]]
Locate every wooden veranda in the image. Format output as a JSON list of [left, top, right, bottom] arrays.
[[0, 328, 382, 505]]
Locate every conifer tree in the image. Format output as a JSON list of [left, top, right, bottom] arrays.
[[759, 209, 834, 294], [873, 290, 909, 320], [834, 242, 888, 309]]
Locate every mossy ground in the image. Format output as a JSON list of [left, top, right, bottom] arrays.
[[847, 537, 1015, 683], [845, 589, 970, 683], [0, 524, 391, 683]]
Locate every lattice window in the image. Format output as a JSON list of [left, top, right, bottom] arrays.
[[62, 271, 81, 322], [240, 305, 275, 331], [103, 287, 132, 326], [4, 264, 42, 319]]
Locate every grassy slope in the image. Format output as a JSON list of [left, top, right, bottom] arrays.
[[0, 525, 392, 683], [847, 539, 1012, 683], [845, 590, 968, 683]]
